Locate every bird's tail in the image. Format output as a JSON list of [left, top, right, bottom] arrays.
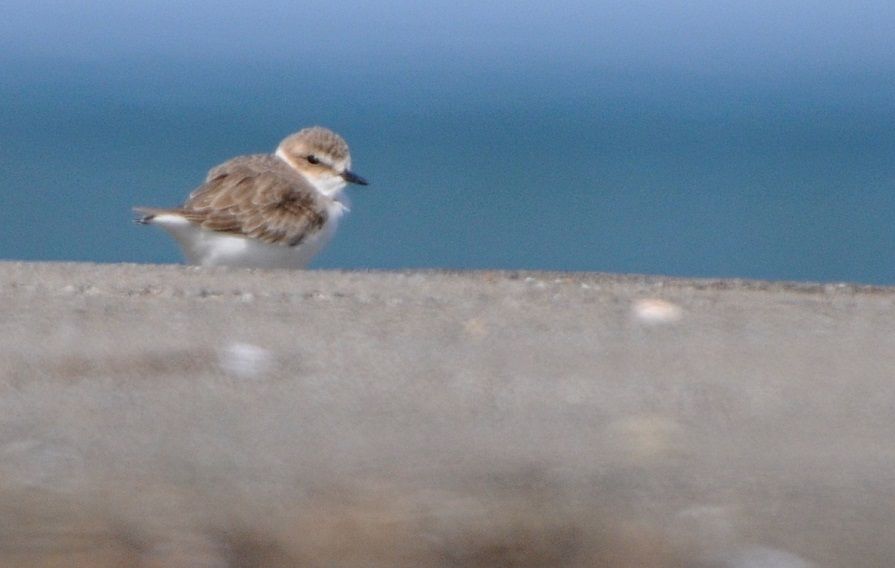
[[132, 207, 172, 224]]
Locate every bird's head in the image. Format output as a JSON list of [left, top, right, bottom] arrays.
[[276, 126, 368, 196]]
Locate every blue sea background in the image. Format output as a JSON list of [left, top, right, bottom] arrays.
[[2, 2, 895, 283]]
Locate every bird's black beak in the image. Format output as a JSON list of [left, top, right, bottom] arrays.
[[341, 170, 369, 186]]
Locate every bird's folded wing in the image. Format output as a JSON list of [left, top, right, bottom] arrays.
[[180, 158, 328, 247]]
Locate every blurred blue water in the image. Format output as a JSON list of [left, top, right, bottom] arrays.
[[2, 53, 894, 282]]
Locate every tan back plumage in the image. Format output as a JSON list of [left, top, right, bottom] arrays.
[[166, 155, 329, 247]]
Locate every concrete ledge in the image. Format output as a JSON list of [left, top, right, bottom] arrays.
[[1, 262, 894, 566]]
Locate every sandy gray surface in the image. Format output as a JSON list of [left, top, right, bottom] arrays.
[[1, 262, 894, 567]]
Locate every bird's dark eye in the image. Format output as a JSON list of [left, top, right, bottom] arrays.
[[306, 155, 320, 165]]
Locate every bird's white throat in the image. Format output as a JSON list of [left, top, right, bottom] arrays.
[[275, 148, 348, 198]]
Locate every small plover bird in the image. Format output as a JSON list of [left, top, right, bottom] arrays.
[[134, 126, 368, 268]]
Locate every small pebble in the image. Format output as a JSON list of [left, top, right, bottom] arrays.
[[632, 298, 683, 324], [217, 342, 274, 379]]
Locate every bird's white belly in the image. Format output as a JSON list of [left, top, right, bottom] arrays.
[[196, 231, 328, 268], [152, 209, 341, 269]]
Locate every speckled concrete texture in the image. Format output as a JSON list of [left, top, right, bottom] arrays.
[[1, 262, 893, 567]]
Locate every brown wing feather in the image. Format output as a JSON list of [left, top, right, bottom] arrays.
[[180, 155, 328, 246]]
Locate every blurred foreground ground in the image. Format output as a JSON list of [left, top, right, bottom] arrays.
[[1, 262, 894, 567]]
